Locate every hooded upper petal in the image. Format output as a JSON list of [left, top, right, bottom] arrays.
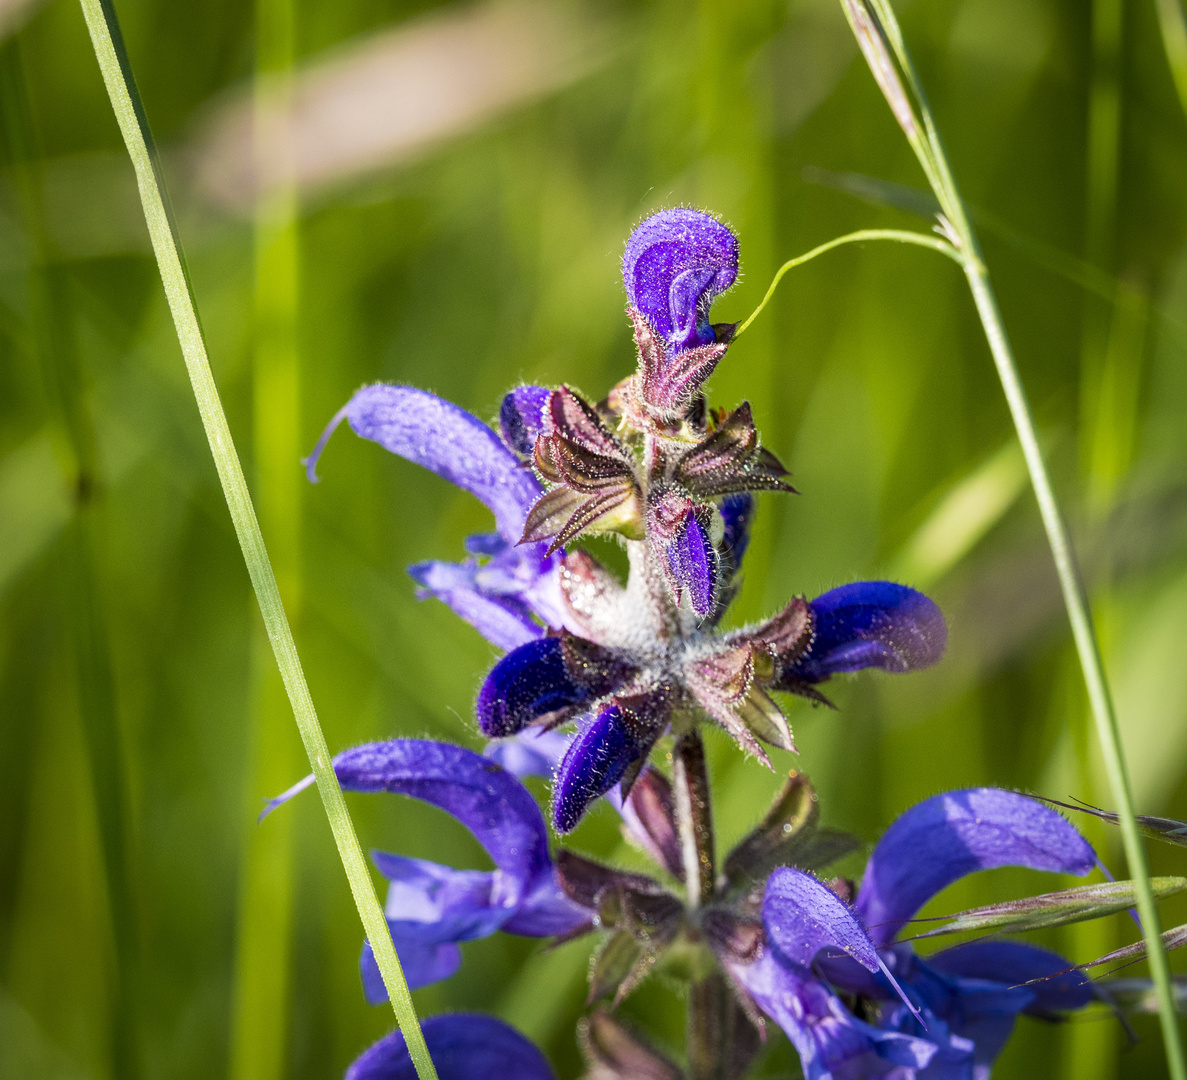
[[782, 581, 947, 685], [763, 867, 883, 973], [623, 209, 739, 354], [346, 1013, 556, 1080], [329, 740, 554, 900], [855, 788, 1096, 947], [307, 384, 543, 543], [310, 741, 590, 1001]]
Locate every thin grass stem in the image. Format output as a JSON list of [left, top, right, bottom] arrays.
[[734, 229, 960, 338], [75, 1, 438, 1075], [836, 2, 1187, 1074], [1155, 0, 1187, 119]]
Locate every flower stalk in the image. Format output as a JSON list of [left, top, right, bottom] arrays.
[[74, 1, 437, 1076], [835, 1, 1187, 1074]]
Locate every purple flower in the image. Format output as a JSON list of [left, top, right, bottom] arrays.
[[305, 384, 570, 650], [304, 218, 946, 837], [777, 581, 947, 700], [265, 739, 589, 999], [347, 1013, 555, 1080], [729, 789, 1096, 1080], [622, 208, 739, 355]]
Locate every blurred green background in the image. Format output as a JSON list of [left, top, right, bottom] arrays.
[[2, 0, 1187, 1076]]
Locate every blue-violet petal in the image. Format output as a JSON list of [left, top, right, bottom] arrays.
[[346, 1013, 556, 1080], [500, 386, 551, 456], [306, 384, 542, 543], [787, 581, 947, 684], [622, 209, 739, 354], [856, 788, 1096, 947], [552, 704, 646, 833], [476, 637, 591, 738]]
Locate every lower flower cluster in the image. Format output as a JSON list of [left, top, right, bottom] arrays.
[[270, 736, 1096, 1080]]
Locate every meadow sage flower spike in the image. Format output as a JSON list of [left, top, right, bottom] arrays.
[[307, 209, 947, 834], [279, 210, 1114, 1080]]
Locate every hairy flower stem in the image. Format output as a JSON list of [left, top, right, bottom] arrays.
[[687, 972, 731, 1080], [672, 730, 733, 1078], [75, 2, 438, 1076], [838, 2, 1187, 1074], [673, 729, 716, 908]]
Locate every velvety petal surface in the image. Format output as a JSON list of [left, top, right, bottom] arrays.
[[622, 209, 739, 354], [763, 867, 882, 973], [476, 637, 592, 737], [346, 1013, 556, 1080], [331, 740, 554, 899], [361, 931, 462, 1002], [500, 386, 551, 455], [552, 703, 648, 833], [308, 384, 543, 542], [856, 788, 1096, 947], [409, 559, 543, 651], [729, 954, 937, 1080], [785, 581, 947, 684]]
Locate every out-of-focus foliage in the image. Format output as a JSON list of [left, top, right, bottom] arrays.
[[1, 0, 1186, 1077]]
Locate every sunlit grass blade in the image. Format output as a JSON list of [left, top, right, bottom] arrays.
[[1040, 797, 1187, 850], [74, 0, 437, 1075], [905, 878, 1187, 941], [1155, 0, 1187, 120], [836, 2, 1187, 1074], [1081, 923, 1187, 972]]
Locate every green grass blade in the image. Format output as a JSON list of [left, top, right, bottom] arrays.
[[1155, 0, 1187, 120], [74, 1, 437, 1075], [840, 3, 1187, 1075], [907, 877, 1187, 940]]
